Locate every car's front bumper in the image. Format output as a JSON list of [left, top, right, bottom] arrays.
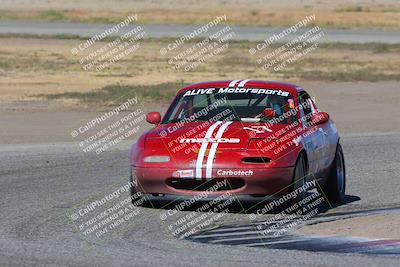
[[132, 166, 294, 198]]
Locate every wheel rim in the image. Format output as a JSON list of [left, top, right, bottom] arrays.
[[336, 150, 345, 193]]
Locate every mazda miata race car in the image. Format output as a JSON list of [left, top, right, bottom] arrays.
[[130, 80, 345, 205]]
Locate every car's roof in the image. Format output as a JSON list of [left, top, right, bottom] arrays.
[[177, 80, 304, 95]]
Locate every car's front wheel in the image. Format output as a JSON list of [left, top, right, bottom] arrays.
[[289, 153, 308, 213], [130, 171, 147, 206], [319, 143, 346, 203]]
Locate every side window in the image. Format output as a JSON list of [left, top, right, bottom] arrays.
[[298, 91, 314, 126], [173, 97, 192, 120]]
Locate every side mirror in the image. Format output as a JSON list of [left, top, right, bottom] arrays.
[[262, 108, 276, 118], [311, 112, 329, 126], [146, 112, 161, 125]]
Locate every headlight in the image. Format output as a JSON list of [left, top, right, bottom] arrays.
[[143, 156, 170, 163]]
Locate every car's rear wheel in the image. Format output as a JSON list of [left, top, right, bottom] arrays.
[[318, 143, 346, 203]]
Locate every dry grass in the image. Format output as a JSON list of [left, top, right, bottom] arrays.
[[1, 6, 400, 29], [0, 36, 399, 103]]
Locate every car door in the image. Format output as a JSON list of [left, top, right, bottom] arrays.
[[308, 96, 334, 172], [297, 91, 326, 178]]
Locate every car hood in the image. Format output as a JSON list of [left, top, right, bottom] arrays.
[[145, 121, 291, 150]]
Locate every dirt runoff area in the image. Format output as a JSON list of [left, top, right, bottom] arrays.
[[298, 212, 400, 239], [0, 80, 399, 144]]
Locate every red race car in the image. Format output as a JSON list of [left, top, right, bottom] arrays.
[[130, 80, 345, 205]]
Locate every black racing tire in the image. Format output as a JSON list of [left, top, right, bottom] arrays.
[[318, 143, 346, 203], [129, 173, 137, 205], [289, 153, 308, 214], [130, 172, 146, 206]]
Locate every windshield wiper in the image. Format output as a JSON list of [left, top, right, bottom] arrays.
[[229, 117, 241, 121]]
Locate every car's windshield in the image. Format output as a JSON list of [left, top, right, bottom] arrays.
[[162, 87, 296, 124]]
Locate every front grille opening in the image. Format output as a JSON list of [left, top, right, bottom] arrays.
[[242, 157, 271, 163], [167, 178, 245, 191]]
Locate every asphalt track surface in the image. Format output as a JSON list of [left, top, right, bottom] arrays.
[[188, 207, 400, 255], [1, 21, 400, 43], [1, 133, 400, 266]]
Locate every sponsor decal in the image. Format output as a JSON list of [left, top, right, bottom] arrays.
[[172, 169, 194, 178], [195, 121, 222, 179], [216, 169, 254, 176], [244, 125, 273, 134], [180, 137, 240, 144], [191, 121, 234, 180], [183, 87, 289, 97], [205, 121, 233, 179], [193, 148, 222, 155], [183, 88, 215, 96]]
